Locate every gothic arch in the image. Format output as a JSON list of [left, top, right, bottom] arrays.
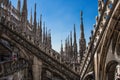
[[83, 71, 94, 80], [112, 31, 119, 54], [99, 33, 119, 79], [114, 33, 120, 62], [0, 36, 31, 61], [106, 60, 118, 80], [0, 38, 12, 62], [0, 37, 34, 74]]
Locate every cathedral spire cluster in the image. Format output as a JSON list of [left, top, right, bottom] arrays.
[[16, 0, 52, 49], [2, 0, 86, 72], [60, 11, 86, 70]]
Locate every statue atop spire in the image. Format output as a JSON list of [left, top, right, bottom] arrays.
[[80, 11, 84, 38], [81, 11, 83, 18], [74, 24, 77, 44], [79, 11, 86, 61], [43, 22, 46, 45], [73, 24, 78, 61], [17, 0, 20, 12], [21, 0, 27, 32], [61, 40, 65, 62], [39, 14, 42, 43], [67, 36, 70, 61], [22, 0, 27, 20], [30, 8, 32, 25], [33, 3, 37, 34], [61, 40, 63, 55], [70, 31, 72, 48], [45, 27, 48, 45], [70, 31, 73, 60], [40, 14, 42, 29], [48, 29, 52, 49]]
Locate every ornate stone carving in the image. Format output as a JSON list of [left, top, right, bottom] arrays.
[[115, 34, 120, 62], [0, 59, 28, 77]]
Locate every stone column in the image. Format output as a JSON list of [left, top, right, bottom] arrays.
[[94, 53, 99, 80], [32, 56, 42, 80]]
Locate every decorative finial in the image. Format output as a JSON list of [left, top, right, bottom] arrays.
[[81, 11, 83, 17], [40, 14, 42, 21], [61, 40, 62, 45], [35, 3, 36, 11], [80, 11, 83, 23], [30, 8, 32, 25], [74, 24, 76, 43]]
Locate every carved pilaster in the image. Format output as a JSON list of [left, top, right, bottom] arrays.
[[32, 56, 42, 80]]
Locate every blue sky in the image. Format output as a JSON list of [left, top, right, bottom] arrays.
[[10, 0, 98, 52]]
